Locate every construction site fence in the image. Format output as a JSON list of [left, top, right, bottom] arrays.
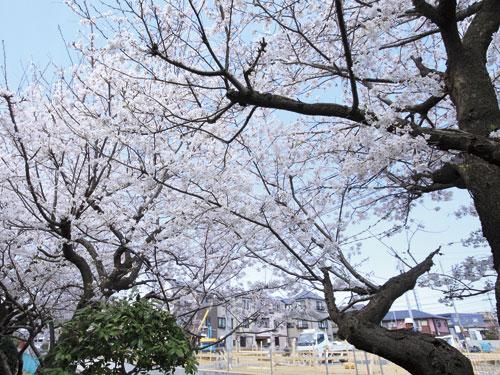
[[196, 348, 500, 375]]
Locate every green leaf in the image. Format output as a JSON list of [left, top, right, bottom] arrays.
[[48, 299, 197, 374]]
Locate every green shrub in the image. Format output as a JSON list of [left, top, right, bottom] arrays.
[[45, 299, 196, 375]]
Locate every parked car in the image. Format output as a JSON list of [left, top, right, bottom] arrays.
[[469, 345, 481, 353]]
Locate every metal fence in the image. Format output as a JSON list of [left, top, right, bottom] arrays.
[[196, 349, 500, 375]]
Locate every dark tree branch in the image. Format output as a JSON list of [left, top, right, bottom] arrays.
[[59, 219, 94, 308], [322, 267, 341, 321], [226, 89, 367, 123], [381, 2, 482, 49], [226, 87, 500, 167], [358, 248, 441, 323], [334, 0, 359, 110], [244, 38, 267, 89], [410, 126, 500, 168]]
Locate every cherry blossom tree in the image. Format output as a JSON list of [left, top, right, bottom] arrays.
[[1, 0, 498, 373], [423, 255, 495, 301], [0, 60, 259, 370], [1, 242, 62, 375], [46, 0, 499, 373], [0, 36, 303, 370], [95, 0, 499, 311]]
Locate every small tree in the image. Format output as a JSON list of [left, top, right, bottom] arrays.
[[44, 299, 196, 375]]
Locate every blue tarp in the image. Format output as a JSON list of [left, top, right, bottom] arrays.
[[22, 353, 39, 374], [480, 341, 492, 353]]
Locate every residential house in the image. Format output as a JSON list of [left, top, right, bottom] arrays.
[[283, 291, 337, 347], [198, 296, 288, 350], [231, 297, 288, 350], [382, 310, 450, 336], [439, 312, 491, 340], [480, 311, 499, 330], [479, 311, 500, 339]]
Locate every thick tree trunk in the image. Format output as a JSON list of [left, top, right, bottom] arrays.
[[460, 157, 500, 320], [438, 0, 500, 321], [337, 315, 473, 375]]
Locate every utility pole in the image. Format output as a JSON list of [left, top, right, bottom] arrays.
[[439, 261, 468, 351], [398, 261, 415, 330], [404, 291, 415, 327], [412, 288, 422, 311]]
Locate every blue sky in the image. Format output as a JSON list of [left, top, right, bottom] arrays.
[[0, 0, 495, 316], [0, 0, 79, 87]]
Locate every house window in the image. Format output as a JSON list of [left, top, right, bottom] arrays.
[[218, 317, 226, 329], [316, 301, 325, 311], [297, 320, 309, 329], [243, 299, 250, 310], [260, 318, 270, 328], [240, 336, 247, 348], [318, 320, 328, 329], [287, 322, 295, 328], [275, 337, 280, 346]]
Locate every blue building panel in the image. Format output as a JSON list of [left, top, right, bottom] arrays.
[[382, 310, 449, 322], [438, 313, 487, 328]]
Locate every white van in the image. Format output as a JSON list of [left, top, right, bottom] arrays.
[[297, 330, 353, 362], [297, 329, 330, 352], [297, 330, 353, 351]]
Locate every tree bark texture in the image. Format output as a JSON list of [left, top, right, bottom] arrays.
[[337, 316, 473, 375], [459, 157, 500, 320], [439, 0, 500, 320], [322, 251, 474, 375]]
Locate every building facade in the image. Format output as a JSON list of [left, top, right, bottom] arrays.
[[194, 293, 482, 351], [282, 291, 337, 348], [439, 312, 492, 340], [381, 310, 450, 336]]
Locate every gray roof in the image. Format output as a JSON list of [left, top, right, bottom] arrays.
[[438, 313, 488, 328], [293, 291, 324, 301], [287, 309, 330, 321], [382, 310, 449, 322]]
